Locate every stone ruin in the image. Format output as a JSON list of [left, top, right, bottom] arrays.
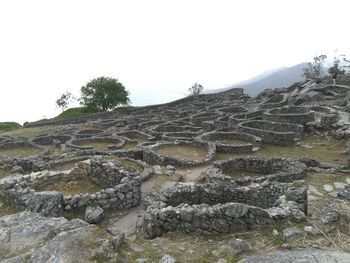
[[2, 82, 350, 261]]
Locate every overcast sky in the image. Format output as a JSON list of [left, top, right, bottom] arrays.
[[0, 0, 349, 124]]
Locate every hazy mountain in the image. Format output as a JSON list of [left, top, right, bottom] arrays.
[[206, 63, 309, 96]]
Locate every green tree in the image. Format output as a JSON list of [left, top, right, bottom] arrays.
[[80, 77, 130, 111], [188, 83, 204, 96], [56, 91, 75, 112]]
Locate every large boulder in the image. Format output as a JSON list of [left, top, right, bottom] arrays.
[[27, 191, 64, 217]]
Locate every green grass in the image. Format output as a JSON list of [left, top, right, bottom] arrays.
[[216, 133, 348, 164], [88, 254, 110, 262], [54, 107, 99, 120], [0, 147, 41, 157], [1, 127, 55, 138], [0, 122, 22, 131]]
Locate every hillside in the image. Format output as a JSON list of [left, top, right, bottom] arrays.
[[208, 63, 309, 96]]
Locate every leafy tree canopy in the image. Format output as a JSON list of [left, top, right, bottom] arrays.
[[80, 77, 130, 111]]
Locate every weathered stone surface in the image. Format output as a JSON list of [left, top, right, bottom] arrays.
[[212, 238, 251, 257], [85, 206, 104, 224], [239, 250, 350, 263], [314, 206, 340, 224], [0, 211, 115, 263], [27, 191, 64, 217], [282, 226, 304, 242], [159, 254, 176, 263]]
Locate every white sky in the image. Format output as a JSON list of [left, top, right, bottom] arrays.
[[0, 0, 349, 124]]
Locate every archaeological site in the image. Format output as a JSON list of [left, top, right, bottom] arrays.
[[1, 81, 350, 262]]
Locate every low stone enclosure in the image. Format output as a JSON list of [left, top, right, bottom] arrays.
[[142, 140, 216, 167], [197, 131, 262, 153], [0, 141, 46, 157], [143, 156, 307, 238], [237, 120, 304, 145], [0, 158, 148, 216], [263, 106, 315, 125], [209, 157, 307, 186], [67, 136, 126, 150]]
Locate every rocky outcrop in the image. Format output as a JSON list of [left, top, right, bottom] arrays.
[[0, 211, 123, 263], [239, 250, 350, 263]]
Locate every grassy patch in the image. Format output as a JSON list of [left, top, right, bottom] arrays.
[[0, 122, 22, 131], [0, 147, 41, 158], [272, 236, 284, 247], [0, 201, 21, 217], [35, 178, 102, 195], [215, 133, 348, 164], [0, 168, 9, 179], [45, 145, 65, 156], [292, 181, 305, 188], [88, 253, 110, 262], [1, 127, 55, 138], [156, 145, 208, 161], [54, 107, 99, 120]]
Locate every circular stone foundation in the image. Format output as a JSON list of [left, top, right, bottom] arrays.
[[75, 129, 105, 138], [216, 106, 248, 114], [143, 141, 216, 167], [35, 177, 103, 196], [0, 141, 43, 158], [68, 137, 125, 150], [0, 158, 142, 215], [211, 156, 307, 184], [263, 106, 315, 125], [197, 131, 262, 153], [237, 120, 304, 145]]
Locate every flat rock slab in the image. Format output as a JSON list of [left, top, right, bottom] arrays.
[[239, 250, 350, 263], [0, 211, 114, 263]]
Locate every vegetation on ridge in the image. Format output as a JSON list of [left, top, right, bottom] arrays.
[[0, 122, 22, 132]]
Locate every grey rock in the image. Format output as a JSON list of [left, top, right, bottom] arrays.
[[136, 258, 149, 263], [85, 206, 104, 224], [323, 184, 334, 192], [338, 189, 350, 200], [272, 229, 279, 236], [314, 206, 340, 224], [304, 225, 321, 236], [282, 226, 304, 242], [213, 238, 251, 256], [159, 254, 176, 263], [130, 243, 144, 252], [112, 232, 125, 250], [239, 250, 350, 263], [3, 178, 17, 189], [334, 182, 347, 190], [10, 165, 24, 174], [0, 211, 113, 263], [27, 191, 64, 217]]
